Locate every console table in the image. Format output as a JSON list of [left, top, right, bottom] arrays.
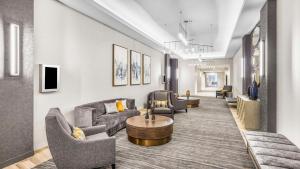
[[237, 95, 261, 130]]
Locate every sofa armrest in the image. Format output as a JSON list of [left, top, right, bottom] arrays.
[[81, 125, 106, 136], [74, 107, 95, 128], [175, 100, 187, 109]]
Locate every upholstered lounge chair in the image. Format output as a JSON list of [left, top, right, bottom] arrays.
[[170, 92, 188, 112], [216, 85, 232, 98], [148, 90, 174, 119], [45, 108, 116, 169]]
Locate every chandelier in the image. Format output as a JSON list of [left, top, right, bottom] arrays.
[[164, 11, 214, 59]]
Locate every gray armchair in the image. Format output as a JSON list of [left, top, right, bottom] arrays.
[[170, 92, 188, 113], [45, 108, 116, 169], [148, 90, 174, 119], [216, 85, 233, 98]]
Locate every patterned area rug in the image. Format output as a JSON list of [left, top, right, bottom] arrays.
[[34, 97, 254, 169]]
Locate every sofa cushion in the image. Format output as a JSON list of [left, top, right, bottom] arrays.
[[153, 107, 172, 114], [255, 155, 300, 168], [95, 113, 120, 126], [244, 131, 286, 139], [245, 135, 293, 145], [154, 92, 168, 101], [86, 132, 109, 141], [104, 102, 118, 114], [123, 109, 139, 117], [94, 102, 106, 115], [248, 141, 300, 152], [72, 127, 86, 140], [153, 100, 168, 108], [260, 165, 286, 169], [74, 107, 94, 127], [251, 147, 300, 161]]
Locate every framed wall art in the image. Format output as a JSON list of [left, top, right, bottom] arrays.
[[142, 54, 151, 84], [130, 50, 142, 85], [113, 44, 128, 86]]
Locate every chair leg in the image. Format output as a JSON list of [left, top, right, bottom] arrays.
[[185, 108, 188, 113], [112, 164, 116, 169]]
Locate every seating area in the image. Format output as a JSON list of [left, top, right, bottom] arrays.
[[1, 0, 300, 169], [74, 98, 139, 136]]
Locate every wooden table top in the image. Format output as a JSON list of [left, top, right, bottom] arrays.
[[178, 96, 200, 101], [126, 115, 173, 128]]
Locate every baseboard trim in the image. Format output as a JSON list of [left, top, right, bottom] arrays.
[[35, 146, 49, 153], [0, 150, 34, 168]]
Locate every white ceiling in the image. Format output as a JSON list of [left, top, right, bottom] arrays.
[[58, 0, 266, 59], [136, 0, 218, 45]]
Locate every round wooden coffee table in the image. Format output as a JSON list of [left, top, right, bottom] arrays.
[[178, 96, 200, 108], [126, 115, 173, 146]]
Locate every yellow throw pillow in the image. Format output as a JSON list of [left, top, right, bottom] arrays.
[[72, 127, 86, 140], [153, 100, 168, 108], [116, 100, 124, 112]]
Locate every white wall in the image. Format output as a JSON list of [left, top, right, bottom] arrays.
[[34, 0, 164, 150], [178, 60, 197, 95], [277, 0, 300, 147], [199, 71, 226, 91], [232, 46, 243, 97]]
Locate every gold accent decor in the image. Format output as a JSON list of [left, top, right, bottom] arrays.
[[128, 136, 171, 146]]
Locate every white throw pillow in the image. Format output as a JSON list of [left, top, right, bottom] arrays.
[[121, 100, 128, 109], [104, 102, 118, 114]]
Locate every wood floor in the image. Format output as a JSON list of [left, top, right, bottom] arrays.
[[4, 103, 246, 169], [4, 148, 52, 169]]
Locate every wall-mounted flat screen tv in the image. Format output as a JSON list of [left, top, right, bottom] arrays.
[[39, 64, 60, 93]]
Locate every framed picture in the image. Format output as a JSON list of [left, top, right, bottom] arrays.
[[205, 72, 218, 87], [113, 44, 128, 86], [142, 54, 151, 84], [39, 64, 60, 93], [130, 50, 142, 85]]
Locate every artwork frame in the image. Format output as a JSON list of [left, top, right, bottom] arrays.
[[39, 64, 60, 93], [113, 44, 128, 86], [142, 54, 151, 84], [205, 72, 218, 87], [130, 50, 142, 85]]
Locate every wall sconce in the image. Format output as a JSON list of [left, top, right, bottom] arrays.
[[167, 66, 171, 79], [9, 23, 20, 76], [260, 40, 265, 76]]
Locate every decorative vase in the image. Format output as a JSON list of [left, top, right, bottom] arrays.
[[250, 80, 258, 100], [151, 114, 155, 121], [145, 110, 149, 120], [186, 90, 190, 99]]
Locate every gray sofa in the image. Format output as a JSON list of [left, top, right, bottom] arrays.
[[244, 131, 300, 169], [45, 108, 116, 169], [74, 98, 139, 136], [147, 90, 174, 119]]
